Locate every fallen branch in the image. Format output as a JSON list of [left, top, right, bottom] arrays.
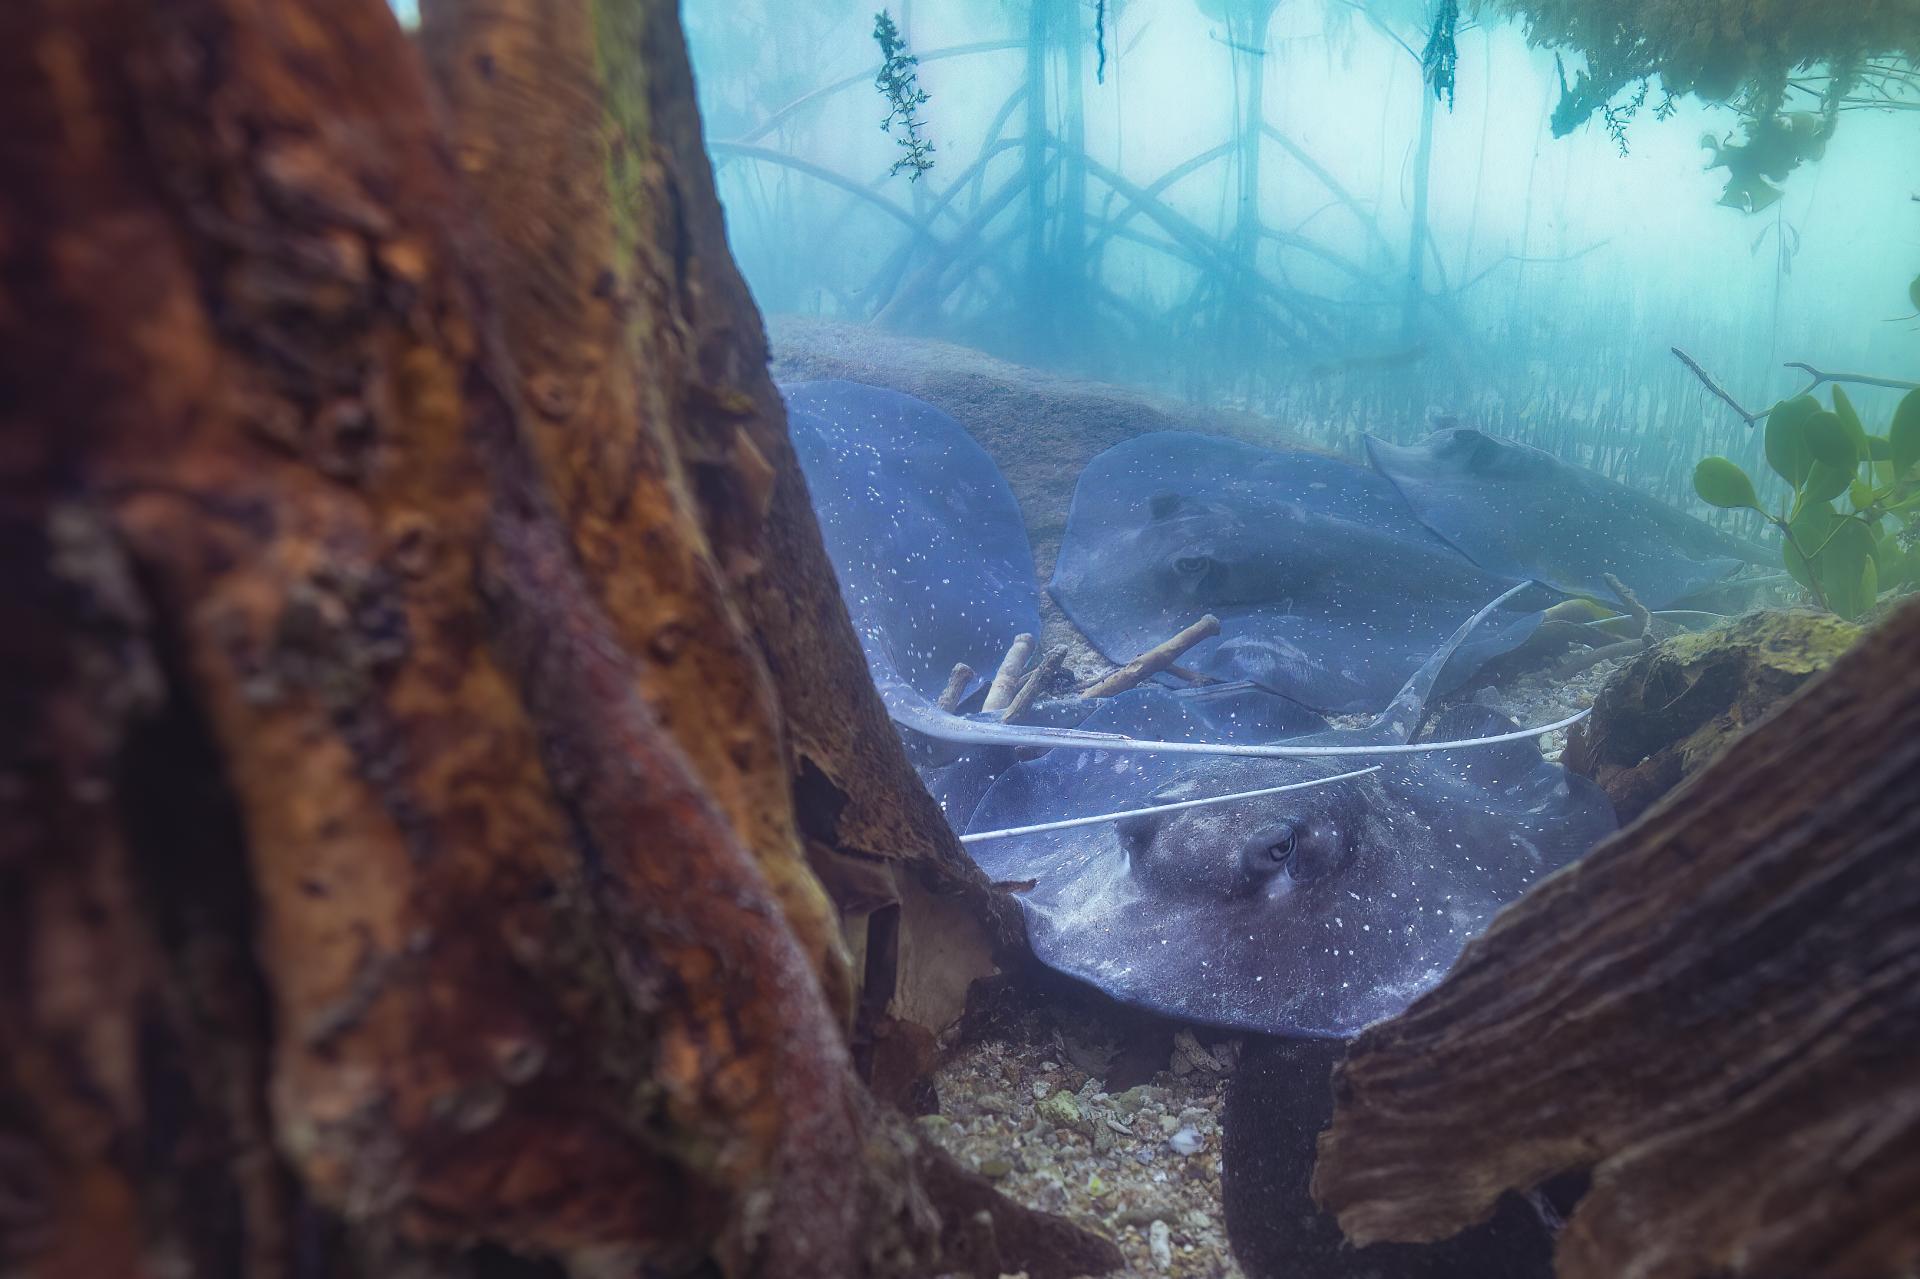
[[1168, 663, 1224, 686], [982, 633, 1036, 713], [1002, 645, 1067, 722], [1081, 615, 1222, 699]]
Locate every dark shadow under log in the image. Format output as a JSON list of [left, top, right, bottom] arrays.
[[1312, 598, 1920, 1279]]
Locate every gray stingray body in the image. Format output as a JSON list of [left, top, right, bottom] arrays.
[[784, 379, 1043, 706], [1367, 427, 1774, 608], [1049, 432, 1548, 713], [964, 659, 1616, 1037]]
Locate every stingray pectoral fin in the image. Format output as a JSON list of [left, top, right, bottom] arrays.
[[1368, 582, 1533, 743]]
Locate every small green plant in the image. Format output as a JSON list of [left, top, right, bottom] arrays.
[[1695, 387, 1920, 619], [872, 10, 935, 181]]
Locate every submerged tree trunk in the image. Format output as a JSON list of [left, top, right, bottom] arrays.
[[1313, 599, 1920, 1279], [0, 0, 1114, 1275]]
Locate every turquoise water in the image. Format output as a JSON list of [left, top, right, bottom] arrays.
[[683, 1, 1918, 534]]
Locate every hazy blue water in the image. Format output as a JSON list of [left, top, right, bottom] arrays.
[[682, 0, 1918, 530]]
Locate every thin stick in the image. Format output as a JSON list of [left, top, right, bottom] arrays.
[[937, 662, 975, 713], [1784, 362, 1920, 396], [1168, 663, 1223, 686], [960, 766, 1383, 845], [1555, 573, 1652, 677], [1606, 573, 1651, 637], [1002, 645, 1067, 722], [1081, 614, 1223, 700], [1671, 346, 1763, 426], [981, 633, 1035, 713]]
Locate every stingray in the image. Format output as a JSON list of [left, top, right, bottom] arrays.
[[961, 593, 1617, 1038], [1049, 431, 1549, 714], [784, 385, 1592, 844], [1366, 427, 1774, 609], [783, 379, 1042, 705]]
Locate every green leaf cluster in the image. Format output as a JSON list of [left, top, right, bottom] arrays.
[[1695, 386, 1920, 619]]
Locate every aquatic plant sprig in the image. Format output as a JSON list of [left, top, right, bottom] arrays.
[[1694, 385, 1920, 619], [872, 10, 935, 181]]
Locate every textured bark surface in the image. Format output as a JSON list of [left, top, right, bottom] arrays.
[[0, 0, 1108, 1274], [1312, 599, 1920, 1279]]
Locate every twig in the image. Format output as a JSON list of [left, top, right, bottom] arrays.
[[1783, 362, 1920, 396], [1671, 346, 1763, 426], [1080, 615, 1222, 700], [981, 633, 1035, 713], [1675, 348, 1920, 429], [1167, 663, 1223, 686], [1553, 574, 1652, 677], [1002, 646, 1067, 723], [1606, 573, 1651, 636], [937, 662, 975, 713]]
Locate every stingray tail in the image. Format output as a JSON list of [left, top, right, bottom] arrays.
[[959, 765, 1383, 844], [1367, 582, 1533, 743], [883, 662, 1585, 759]]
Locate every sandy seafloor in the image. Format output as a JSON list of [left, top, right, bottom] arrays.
[[914, 644, 1631, 1278]]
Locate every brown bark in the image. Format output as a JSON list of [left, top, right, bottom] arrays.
[[1311, 599, 1920, 1279], [0, 1, 1104, 1275]]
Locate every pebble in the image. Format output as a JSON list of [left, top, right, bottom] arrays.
[[1036, 1090, 1090, 1135], [1148, 1219, 1174, 1270]]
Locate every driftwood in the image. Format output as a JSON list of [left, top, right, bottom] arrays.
[[1081, 614, 1223, 699], [1003, 645, 1069, 722], [939, 662, 979, 712], [1563, 609, 1859, 824], [1313, 598, 1920, 1279], [0, 0, 1111, 1274]]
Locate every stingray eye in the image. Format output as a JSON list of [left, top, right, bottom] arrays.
[[1239, 821, 1298, 884], [1173, 554, 1213, 578]]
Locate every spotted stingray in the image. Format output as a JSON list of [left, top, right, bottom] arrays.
[[961, 596, 1617, 1037], [784, 379, 1042, 706], [1367, 427, 1773, 609], [786, 387, 1589, 837], [1048, 432, 1551, 714]]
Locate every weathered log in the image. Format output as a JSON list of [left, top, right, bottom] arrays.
[[1563, 608, 1859, 823], [0, 0, 1107, 1274], [1081, 614, 1222, 699], [1312, 599, 1920, 1279]]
